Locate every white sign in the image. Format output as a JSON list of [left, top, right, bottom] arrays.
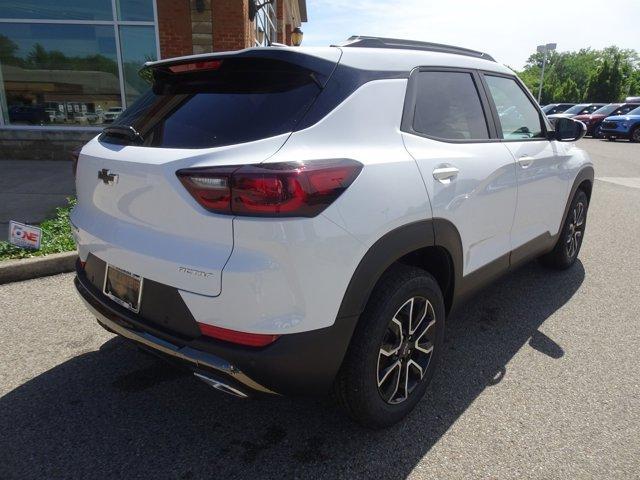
[[9, 221, 42, 250]]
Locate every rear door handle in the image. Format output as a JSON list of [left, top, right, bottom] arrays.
[[433, 166, 460, 184], [518, 156, 535, 168]]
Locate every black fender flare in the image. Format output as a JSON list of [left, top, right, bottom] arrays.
[[336, 218, 464, 321], [337, 220, 436, 319], [561, 166, 594, 228]]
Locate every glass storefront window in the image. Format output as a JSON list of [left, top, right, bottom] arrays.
[[0, 1, 158, 127], [0, 0, 112, 21], [116, 0, 155, 22], [0, 23, 120, 125], [119, 26, 156, 105]]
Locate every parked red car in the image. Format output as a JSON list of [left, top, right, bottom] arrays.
[[573, 103, 640, 137]]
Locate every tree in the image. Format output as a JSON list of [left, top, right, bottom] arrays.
[[518, 46, 640, 103], [0, 34, 20, 66]]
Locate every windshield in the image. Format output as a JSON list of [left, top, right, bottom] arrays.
[[563, 104, 590, 114], [625, 106, 640, 116], [592, 104, 620, 116], [541, 104, 556, 113]]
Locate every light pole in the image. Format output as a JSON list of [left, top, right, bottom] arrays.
[[536, 43, 556, 104]]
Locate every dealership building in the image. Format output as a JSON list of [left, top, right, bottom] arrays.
[[0, 0, 307, 159]]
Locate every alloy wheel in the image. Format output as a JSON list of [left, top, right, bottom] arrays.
[[633, 128, 640, 142], [377, 296, 436, 404], [566, 201, 586, 259]]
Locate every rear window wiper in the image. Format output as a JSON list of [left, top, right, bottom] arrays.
[[102, 125, 145, 145]]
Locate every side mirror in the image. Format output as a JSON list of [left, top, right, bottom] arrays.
[[554, 117, 586, 142]]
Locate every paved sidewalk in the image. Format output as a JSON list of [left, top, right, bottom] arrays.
[[0, 161, 75, 237]]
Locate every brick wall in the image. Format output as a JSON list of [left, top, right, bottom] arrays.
[[212, 0, 251, 52], [157, 0, 193, 58], [276, 0, 286, 44], [158, 0, 303, 57]]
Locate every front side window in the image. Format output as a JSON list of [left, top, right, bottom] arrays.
[[485, 75, 544, 140], [412, 71, 489, 141]]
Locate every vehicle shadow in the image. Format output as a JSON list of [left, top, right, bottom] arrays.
[[0, 261, 585, 480]]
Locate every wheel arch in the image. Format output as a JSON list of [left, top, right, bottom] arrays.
[[336, 219, 463, 321], [565, 166, 594, 224]]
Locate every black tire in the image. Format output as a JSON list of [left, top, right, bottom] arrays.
[[630, 126, 640, 143], [540, 189, 589, 270], [335, 264, 445, 429], [593, 125, 602, 138], [607, 136, 616, 141]]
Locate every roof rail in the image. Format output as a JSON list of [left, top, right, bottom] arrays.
[[338, 36, 496, 62]]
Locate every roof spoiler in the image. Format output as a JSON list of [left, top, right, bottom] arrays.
[[337, 36, 496, 62]]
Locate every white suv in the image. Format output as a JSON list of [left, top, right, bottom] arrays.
[[72, 37, 593, 428]]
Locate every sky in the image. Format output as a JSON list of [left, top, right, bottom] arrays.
[[302, 0, 640, 70]]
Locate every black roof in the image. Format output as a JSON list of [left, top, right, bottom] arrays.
[[339, 36, 496, 62]]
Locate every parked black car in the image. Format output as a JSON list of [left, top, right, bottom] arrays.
[[8, 105, 49, 125]]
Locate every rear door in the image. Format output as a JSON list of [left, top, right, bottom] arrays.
[[73, 50, 341, 296], [402, 68, 518, 275], [481, 73, 568, 251]]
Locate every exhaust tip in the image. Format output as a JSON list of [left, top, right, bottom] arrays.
[[194, 372, 248, 398]]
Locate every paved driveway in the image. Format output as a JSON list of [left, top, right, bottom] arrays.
[[1, 139, 638, 479]]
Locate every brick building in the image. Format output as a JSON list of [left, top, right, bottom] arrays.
[[0, 0, 308, 159]]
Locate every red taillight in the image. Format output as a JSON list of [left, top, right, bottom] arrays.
[[198, 323, 279, 347], [70, 146, 81, 177], [177, 160, 362, 217], [168, 59, 223, 74]]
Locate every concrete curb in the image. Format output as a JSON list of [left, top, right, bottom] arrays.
[[0, 251, 77, 285]]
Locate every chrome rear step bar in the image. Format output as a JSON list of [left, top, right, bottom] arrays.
[[74, 276, 277, 396], [194, 372, 248, 398]]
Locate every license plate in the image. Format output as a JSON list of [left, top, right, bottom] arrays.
[[103, 265, 143, 313]]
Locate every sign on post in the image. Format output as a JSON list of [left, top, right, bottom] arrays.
[[9, 221, 42, 250]]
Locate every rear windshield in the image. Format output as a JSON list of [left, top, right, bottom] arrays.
[[102, 57, 324, 149]]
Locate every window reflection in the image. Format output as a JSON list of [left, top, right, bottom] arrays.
[[0, 0, 112, 21], [116, 0, 155, 21], [0, 24, 121, 125], [119, 26, 156, 106], [0, 3, 158, 127]]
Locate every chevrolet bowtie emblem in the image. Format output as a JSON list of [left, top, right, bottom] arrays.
[[98, 169, 118, 185]]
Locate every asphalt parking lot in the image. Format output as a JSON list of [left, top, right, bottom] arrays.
[[1, 138, 639, 479]]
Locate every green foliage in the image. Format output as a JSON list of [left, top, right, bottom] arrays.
[[0, 198, 77, 261], [0, 33, 118, 76], [518, 46, 640, 103]]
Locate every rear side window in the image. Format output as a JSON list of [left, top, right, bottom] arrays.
[[484, 75, 544, 140], [103, 57, 325, 149], [412, 71, 489, 140]]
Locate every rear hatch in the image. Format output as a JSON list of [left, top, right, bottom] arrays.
[[73, 48, 341, 296]]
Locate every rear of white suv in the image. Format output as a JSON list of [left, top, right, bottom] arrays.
[[73, 38, 593, 428]]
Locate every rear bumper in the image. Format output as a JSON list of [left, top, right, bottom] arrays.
[[75, 274, 274, 397], [74, 264, 358, 397]]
